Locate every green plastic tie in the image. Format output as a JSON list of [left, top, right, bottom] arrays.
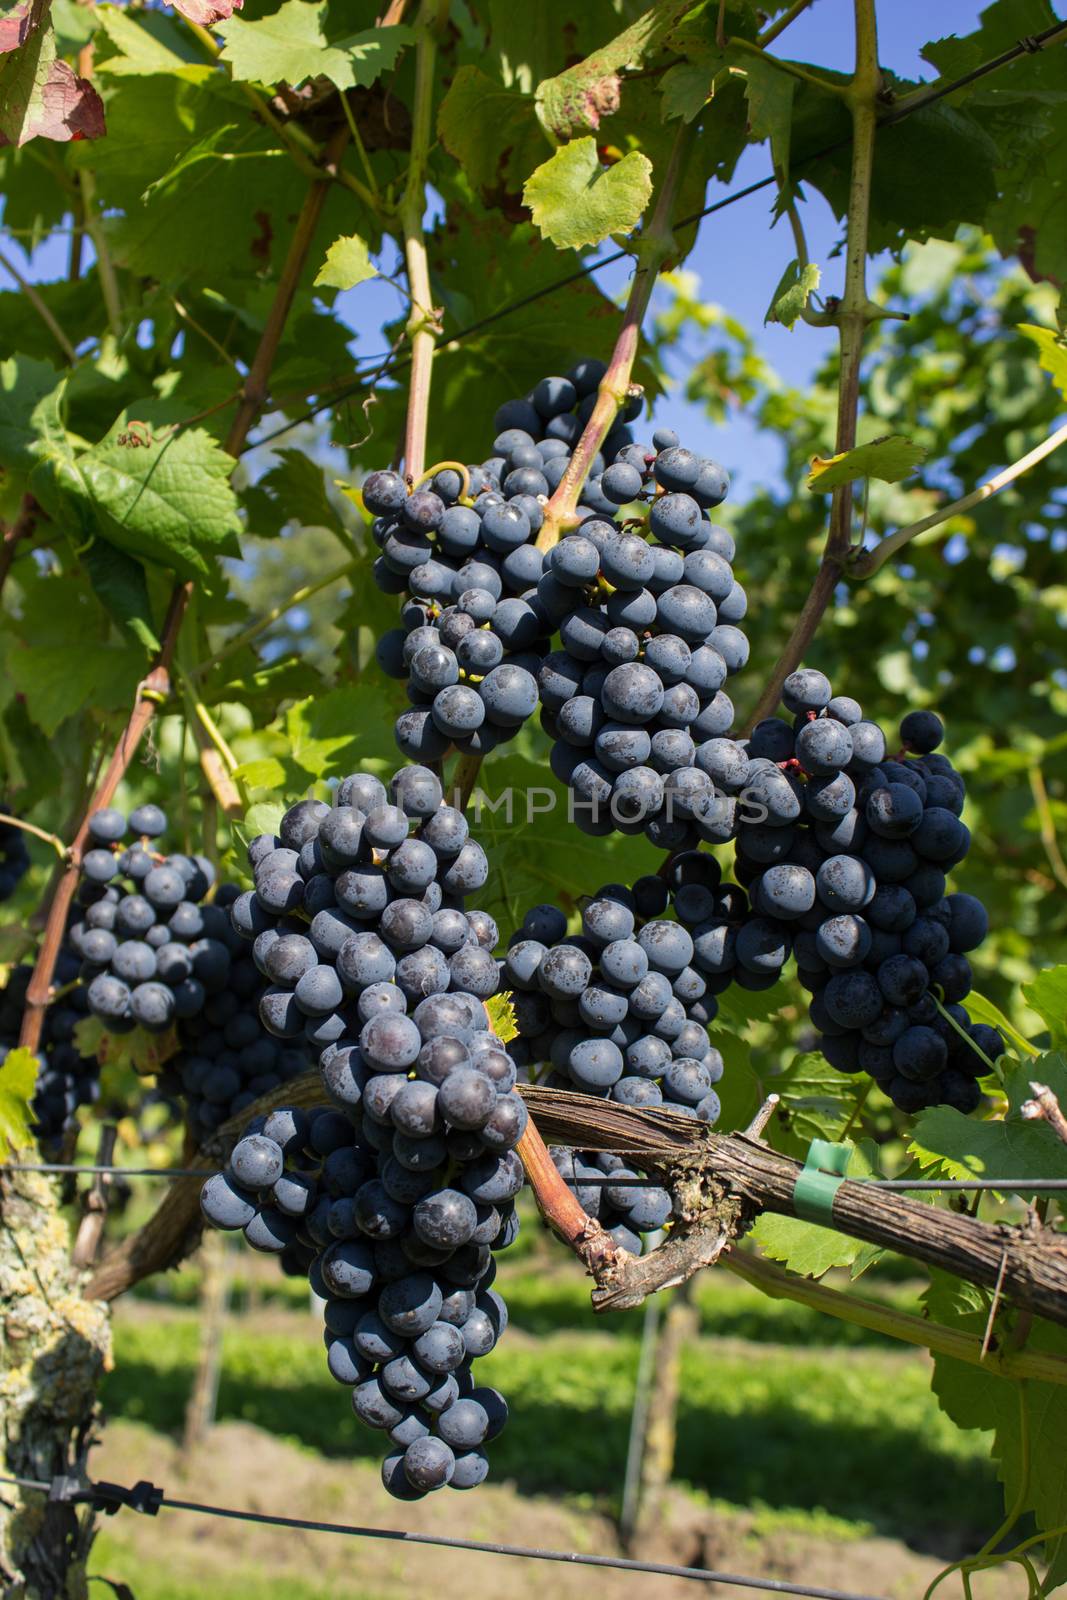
[[793, 1138, 851, 1225]]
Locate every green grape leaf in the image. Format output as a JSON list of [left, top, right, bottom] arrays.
[[0, 19, 105, 144], [741, 51, 794, 174], [5, 641, 144, 737], [141, 122, 241, 203], [233, 757, 287, 792], [285, 682, 398, 783], [807, 434, 927, 491], [436, 65, 540, 198], [749, 1138, 880, 1276], [769, 1051, 866, 1158], [34, 406, 242, 579], [533, 0, 694, 139], [1023, 965, 1067, 1047], [0, 1046, 37, 1157], [661, 57, 718, 123], [218, 3, 412, 92], [766, 259, 821, 330], [243, 449, 340, 540], [486, 992, 517, 1045], [315, 234, 378, 292], [927, 1277, 1067, 1589], [239, 799, 286, 848], [523, 138, 653, 251], [1018, 323, 1067, 401], [0, 355, 63, 473], [82, 541, 160, 653], [94, 4, 213, 79], [909, 1052, 1067, 1188]]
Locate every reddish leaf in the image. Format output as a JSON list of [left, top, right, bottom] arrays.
[[0, 23, 105, 146], [167, 0, 243, 25], [0, 0, 46, 56]]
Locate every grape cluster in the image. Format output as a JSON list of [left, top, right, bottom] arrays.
[[230, 765, 497, 1051], [0, 818, 29, 901], [64, 806, 230, 1036], [506, 858, 735, 1117], [203, 1015, 523, 1492], [730, 672, 1000, 1111], [370, 359, 638, 762], [0, 956, 98, 1147], [158, 886, 313, 1141], [539, 434, 747, 848], [203, 763, 528, 1496]]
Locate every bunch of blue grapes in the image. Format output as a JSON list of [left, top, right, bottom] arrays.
[[369, 359, 639, 762], [0, 954, 99, 1147], [728, 670, 1000, 1112], [539, 435, 747, 849], [0, 817, 29, 901], [229, 765, 498, 1054], [158, 886, 313, 1141], [505, 860, 742, 1247], [506, 858, 736, 1115], [63, 806, 233, 1036], [202, 764, 526, 1497]]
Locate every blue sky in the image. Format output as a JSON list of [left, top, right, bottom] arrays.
[[2, 0, 1030, 493]]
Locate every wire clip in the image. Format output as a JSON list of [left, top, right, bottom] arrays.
[[793, 1138, 851, 1225], [47, 1474, 163, 1517]]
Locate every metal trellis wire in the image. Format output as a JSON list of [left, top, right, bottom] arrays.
[[0, 1472, 889, 1600]]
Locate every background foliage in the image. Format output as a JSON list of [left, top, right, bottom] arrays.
[[2, 0, 1067, 1592]]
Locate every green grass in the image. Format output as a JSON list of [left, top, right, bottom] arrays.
[[103, 1296, 999, 1544], [89, 1531, 378, 1600]]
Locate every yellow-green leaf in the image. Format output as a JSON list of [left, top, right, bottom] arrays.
[[486, 991, 517, 1045], [315, 234, 378, 292], [808, 435, 927, 492], [1018, 322, 1067, 401], [523, 138, 652, 251], [0, 1046, 37, 1157], [767, 259, 821, 330]]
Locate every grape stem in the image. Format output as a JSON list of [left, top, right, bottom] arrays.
[[178, 684, 246, 822], [399, 0, 445, 483], [0, 814, 67, 861], [743, 0, 881, 732], [534, 119, 695, 555], [848, 418, 1067, 578]]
